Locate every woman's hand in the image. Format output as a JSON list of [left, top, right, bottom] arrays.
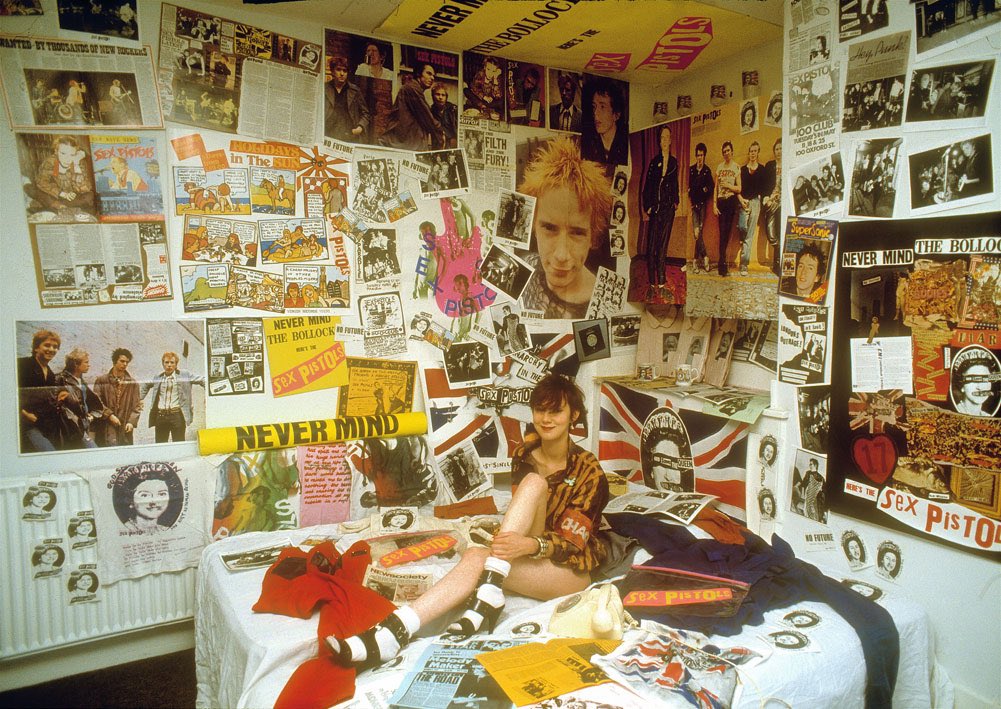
[[490, 531, 538, 561]]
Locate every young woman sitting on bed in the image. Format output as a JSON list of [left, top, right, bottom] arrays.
[[327, 372, 610, 667]]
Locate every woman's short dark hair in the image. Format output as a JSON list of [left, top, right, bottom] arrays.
[[530, 373, 586, 422], [69, 518, 97, 537], [68, 571, 100, 594], [32, 545, 65, 567], [24, 488, 57, 511]]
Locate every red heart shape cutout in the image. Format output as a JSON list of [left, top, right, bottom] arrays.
[[852, 435, 897, 485]]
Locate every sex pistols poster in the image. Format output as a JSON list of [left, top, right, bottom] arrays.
[[829, 212, 1001, 557]]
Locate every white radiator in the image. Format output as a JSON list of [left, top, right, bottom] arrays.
[[1, 474, 195, 659]]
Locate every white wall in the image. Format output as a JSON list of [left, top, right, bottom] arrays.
[[2, 2, 998, 706], [776, 1, 1001, 706]]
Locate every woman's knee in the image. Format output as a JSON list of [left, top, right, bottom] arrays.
[[513, 472, 548, 499]]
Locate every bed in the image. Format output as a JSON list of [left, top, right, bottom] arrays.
[[195, 519, 952, 709]]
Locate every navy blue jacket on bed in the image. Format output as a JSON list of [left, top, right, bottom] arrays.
[[606, 512, 899, 709]]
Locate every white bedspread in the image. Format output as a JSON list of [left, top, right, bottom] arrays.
[[195, 525, 952, 709]]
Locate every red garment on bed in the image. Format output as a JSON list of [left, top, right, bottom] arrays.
[[253, 540, 396, 709]]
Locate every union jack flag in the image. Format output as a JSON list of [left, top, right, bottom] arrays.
[[599, 382, 748, 520]]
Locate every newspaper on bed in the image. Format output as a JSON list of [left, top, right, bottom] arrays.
[[362, 565, 433, 604], [389, 638, 525, 709], [604, 490, 718, 524], [475, 637, 619, 706]]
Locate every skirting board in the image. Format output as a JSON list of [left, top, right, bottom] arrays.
[[0, 620, 194, 693]]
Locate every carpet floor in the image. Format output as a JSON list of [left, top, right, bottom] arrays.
[[0, 649, 196, 709]]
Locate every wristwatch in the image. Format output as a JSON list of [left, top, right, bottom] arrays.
[[531, 535, 549, 559]]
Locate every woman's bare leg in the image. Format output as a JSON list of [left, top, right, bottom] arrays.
[[409, 546, 488, 625]]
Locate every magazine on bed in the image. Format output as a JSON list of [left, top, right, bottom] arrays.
[[389, 638, 526, 709], [604, 490, 718, 524]]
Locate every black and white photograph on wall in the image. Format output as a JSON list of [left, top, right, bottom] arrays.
[[914, 0, 1001, 57], [610, 314, 640, 351], [443, 340, 492, 387], [580, 74, 630, 166], [839, 0, 889, 41], [416, 149, 469, 198], [490, 302, 530, 356], [573, 318, 611, 363], [797, 384, 831, 454], [842, 30, 909, 133], [841, 529, 869, 570], [790, 448, 829, 523], [31, 540, 65, 579], [23, 70, 143, 127], [908, 134, 994, 214], [360, 228, 401, 283], [875, 540, 903, 581], [778, 303, 828, 386], [479, 245, 532, 302], [547, 68, 583, 133], [790, 153, 845, 217], [739, 99, 758, 135], [437, 440, 488, 502], [842, 76, 905, 132], [732, 320, 763, 363], [750, 320, 778, 373], [67, 565, 100, 604], [905, 59, 995, 123], [352, 157, 393, 222], [57, 1, 139, 41], [763, 91, 783, 127], [507, 59, 545, 127], [495, 189, 536, 249], [68, 512, 97, 550], [848, 138, 902, 218], [462, 51, 507, 122]]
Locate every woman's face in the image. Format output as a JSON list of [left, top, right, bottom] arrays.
[[960, 364, 992, 408], [762, 443, 776, 465], [77, 520, 94, 536], [882, 552, 898, 573], [532, 399, 574, 444], [762, 496, 774, 516], [133, 479, 170, 521], [41, 548, 58, 565], [32, 490, 53, 509], [76, 574, 94, 592], [847, 539, 862, 560]]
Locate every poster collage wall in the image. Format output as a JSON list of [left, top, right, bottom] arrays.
[[3, 2, 792, 598], [773, 0, 1001, 567]]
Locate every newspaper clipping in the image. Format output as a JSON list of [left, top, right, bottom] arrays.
[[0, 34, 162, 130], [158, 4, 320, 144], [206, 318, 264, 396]]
